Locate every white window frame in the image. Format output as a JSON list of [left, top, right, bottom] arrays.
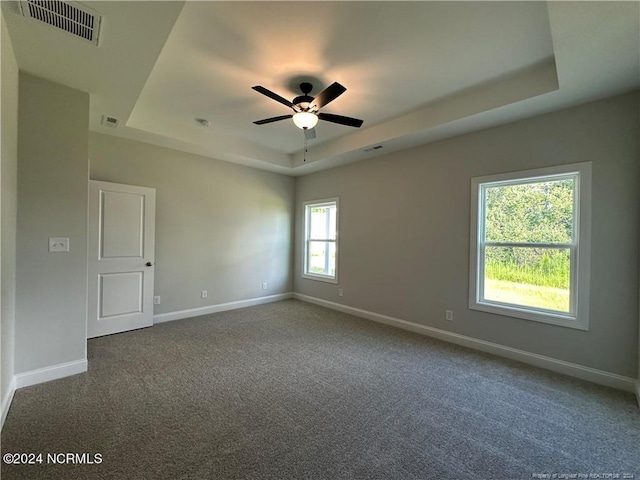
[[469, 162, 591, 330], [302, 197, 339, 284]]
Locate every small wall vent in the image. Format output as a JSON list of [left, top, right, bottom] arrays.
[[101, 115, 119, 128], [19, 0, 102, 46]]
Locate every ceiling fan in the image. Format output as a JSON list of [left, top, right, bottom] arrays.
[[252, 82, 364, 139]]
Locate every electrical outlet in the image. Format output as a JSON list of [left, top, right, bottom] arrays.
[[201, 290, 208, 299], [153, 296, 161, 305], [262, 282, 268, 290], [445, 310, 453, 321], [338, 288, 344, 297]]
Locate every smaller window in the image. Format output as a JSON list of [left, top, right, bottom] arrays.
[[303, 198, 338, 283]]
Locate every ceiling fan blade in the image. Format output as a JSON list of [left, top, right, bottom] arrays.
[[252, 86, 295, 109], [310, 82, 346, 110], [304, 127, 316, 140], [253, 114, 293, 125], [318, 113, 363, 128]]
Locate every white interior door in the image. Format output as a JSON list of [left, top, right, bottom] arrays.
[[88, 180, 156, 338]]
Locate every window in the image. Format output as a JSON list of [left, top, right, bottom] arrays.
[[469, 163, 591, 330], [303, 198, 338, 283]]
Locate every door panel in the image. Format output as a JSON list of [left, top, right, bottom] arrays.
[[88, 181, 156, 338], [101, 191, 145, 258], [99, 272, 143, 318]]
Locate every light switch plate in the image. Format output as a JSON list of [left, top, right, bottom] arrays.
[[49, 237, 69, 252]]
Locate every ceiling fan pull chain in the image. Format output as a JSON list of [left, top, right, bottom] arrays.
[[303, 131, 308, 162]]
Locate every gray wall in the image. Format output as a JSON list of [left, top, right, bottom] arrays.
[[1, 10, 18, 410], [89, 133, 295, 315], [295, 91, 639, 378], [15, 74, 89, 373]]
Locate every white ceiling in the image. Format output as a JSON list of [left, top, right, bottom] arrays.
[[3, 1, 639, 176]]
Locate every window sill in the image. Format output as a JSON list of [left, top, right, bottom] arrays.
[[302, 273, 338, 284], [469, 301, 588, 331]]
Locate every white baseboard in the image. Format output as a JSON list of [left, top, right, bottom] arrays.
[[294, 293, 637, 393], [154, 292, 294, 324], [1, 376, 16, 430], [14, 359, 88, 389]]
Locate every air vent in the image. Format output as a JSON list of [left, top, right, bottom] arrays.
[[364, 145, 383, 152], [19, 0, 102, 46], [101, 115, 119, 128]]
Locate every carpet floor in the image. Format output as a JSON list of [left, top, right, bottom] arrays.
[[2, 299, 639, 479]]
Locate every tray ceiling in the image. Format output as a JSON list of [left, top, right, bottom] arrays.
[[3, 1, 639, 175]]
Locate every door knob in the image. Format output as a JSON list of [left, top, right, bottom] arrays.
[[146, 262, 153, 267]]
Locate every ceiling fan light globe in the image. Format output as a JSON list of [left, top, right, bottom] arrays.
[[293, 112, 318, 130]]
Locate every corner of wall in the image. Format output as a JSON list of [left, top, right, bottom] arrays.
[[14, 72, 89, 375], [1, 375, 15, 430], [1, 7, 19, 432]]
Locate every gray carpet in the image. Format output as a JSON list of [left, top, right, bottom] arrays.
[[2, 299, 639, 479]]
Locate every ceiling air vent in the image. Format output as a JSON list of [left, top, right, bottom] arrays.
[[19, 0, 102, 46], [364, 145, 383, 152], [101, 115, 119, 128]]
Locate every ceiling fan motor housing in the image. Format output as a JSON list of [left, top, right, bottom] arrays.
[[293, 95, 315, 109], [293, 83, 315, 110]]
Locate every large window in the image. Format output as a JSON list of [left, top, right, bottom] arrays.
[[303, 198, 338, 283], [469, 163, 591, 330]]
